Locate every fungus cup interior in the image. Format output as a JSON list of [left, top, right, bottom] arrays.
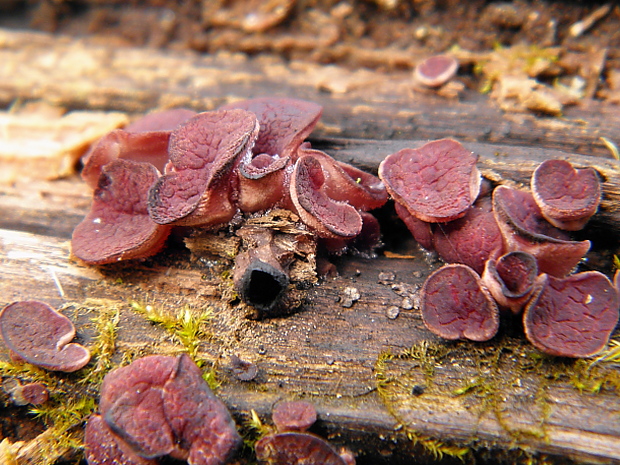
[[523, 271, 620, 358], [378, 138, 481, 223], [531, 159, 602, 231], [421, 264, 500, 342], [72, 159, 171, 265], [255, 432, 348, 465]]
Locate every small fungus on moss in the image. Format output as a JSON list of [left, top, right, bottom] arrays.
[[0, 300, 90, 372]]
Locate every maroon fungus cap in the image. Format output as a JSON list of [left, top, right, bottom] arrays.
[[290, 154, 363, 239], [72, 159, 171, 265], [100, 354, 241, 465], [255, 432, 349, 465], [272, 400, 317, 432], [481, 251, 546, 314], [492, 185, 590, 277], [148, 109, 260, 227], [0, 301, 90, 372], [523, 271, 620, 358], [531, 159, 601, 231], [81, 109, 196, 189], [420, 264, 500, 341], [379, 139, 481, 223], [414, 55, 459, 88]]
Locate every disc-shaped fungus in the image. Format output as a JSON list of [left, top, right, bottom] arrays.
[[492, 185, 590, 277], [272, 400, 317, 432], [0, 301, 90, 372], [523, 271, 620, 357], [72, 159, 171, 264], [481, 251, 546, 313], [99, 354, 241, 465], [379, 139, 481, 223], [420, 264, 500, 341], [255, 432, 349, 465], [531, 159, 601, 231], [414, 55, 459, 88], [148, 109, 260, 227]]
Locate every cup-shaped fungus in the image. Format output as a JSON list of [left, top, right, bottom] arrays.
[[481, 251, 546, 314], [0, 301, 90, 372], [433, 197, 504, 274], [72, 159, 172, 264], [221, 98, 322, 213], [81, 108, 196, 189], [272, 400, 317, 433], [531, 159, 602, 231], [379, 139, 481, 223], [523, 271, 620, 357], [255, 432, 351, 465], [290, 154, 364, 239], [98, 354, 241, 465], [148, 109, 260, 227], [420, 264, 500, 341], [414, 55, 459, 88], [492, 185, 590, 277], [85, 414, 157, 465]]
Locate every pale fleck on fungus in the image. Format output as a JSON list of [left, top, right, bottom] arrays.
[[523, 271, 620, 358], [0, 301, 90, 372], [420, 264, 500, 342], [531, 159, 602, 231]]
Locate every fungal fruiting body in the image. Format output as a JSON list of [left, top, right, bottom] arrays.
[[380, 140, 617, 357], [73, 98, 387, 313]]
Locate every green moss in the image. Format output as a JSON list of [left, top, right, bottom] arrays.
[[375, 336, 620, 462]]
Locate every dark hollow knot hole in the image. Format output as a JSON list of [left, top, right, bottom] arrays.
[[240, 260, 289, 312]]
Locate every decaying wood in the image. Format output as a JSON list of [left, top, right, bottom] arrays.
[[1, 27, 620, 160], [1, 135, 620, 464]]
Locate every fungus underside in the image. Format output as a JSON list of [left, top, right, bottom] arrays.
[[374, 337, 620, 460]]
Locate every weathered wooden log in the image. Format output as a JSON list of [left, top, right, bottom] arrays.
[[1, 136, 619, 464]]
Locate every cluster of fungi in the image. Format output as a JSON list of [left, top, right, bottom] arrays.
[[2, 97, 620, 465], [379, 139, 619, 358]]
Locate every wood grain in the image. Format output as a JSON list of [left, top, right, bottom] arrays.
[[1, 136, 619, 464]]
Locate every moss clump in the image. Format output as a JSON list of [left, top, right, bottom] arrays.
[[375, 335, 620, 463]]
